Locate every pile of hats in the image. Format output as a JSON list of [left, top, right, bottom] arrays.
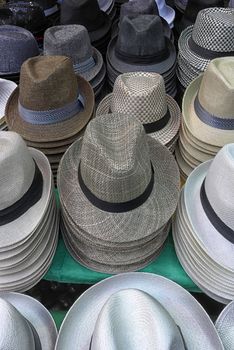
[[55, 273, 224, 349], [173, 143, 234, 304], [111, 0, 173, 42], [98, 0, 116, 20], [0, 132, 59, 292], [107, 14, 178, 97], [43, 25, 106, 99], [0, 25, 39, 84], [0, 292, 57, 349], [175, 57, 234, 180], [5, 55, 95, 184], [96, 72, 181, 152], [60, 0, 112, 56], [0, 78, 16, 131], [58, 113, 180, 273], [177, 7, 234, 90]]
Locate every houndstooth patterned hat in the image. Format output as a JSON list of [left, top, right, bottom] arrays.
[[177, 7, 234, 87], [96, 72, 181, 148]]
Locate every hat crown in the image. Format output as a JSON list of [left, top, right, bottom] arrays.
[[80, 113, 152, 203], [0, 131, 35, 211], [120, 0, 159, 19], [192, 8, 234, 52], [116, 15, 166, 58], [198, 57, 234, 118], [91, 289, 185, 350], [19, 56, 78, 111], [184, 0, 225, 22], [205, 144, 234, 231], [0, 25, 39, 73], [111, 72, 168, 124], [44, 25, 93, 64], [0, 298, 36, 349]]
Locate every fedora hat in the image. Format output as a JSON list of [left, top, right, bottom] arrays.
[[107, 15, 176, 76], [96, 72, 181, 149], [176, 0, 226, 34], [0, 25, 39, 75], [0, 292, 57, 349], [183, 57, 234, 147], [177, 7, 234, 86], [33, 0, 59, 17], [58, 113, 180, 271], [113, 0, 172, 40], [5, 55, 94, 142], [173, 143, 234, 303], [215, 301, 234, 349], [55, 272, 224, 349], [0, 78, 17, 130], [44, 25, 104, 84], [60, 0, 111, 43]]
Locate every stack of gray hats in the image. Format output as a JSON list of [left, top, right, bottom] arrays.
[[58, 113, 180, 273], [177, 7, 234, 89], [107, 15, 177, 97], [44, 25, 106, 99], [0, 132, 59, 292]]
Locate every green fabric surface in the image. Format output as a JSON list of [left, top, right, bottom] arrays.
[[51, 310, 67, 330], [44, 234, 200, 292]]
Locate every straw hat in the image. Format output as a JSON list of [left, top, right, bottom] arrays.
[[58, 113, 180, 245], [0, 292, 57, 349], [5, 55, 94, 143], [183, 57, 234, 147], [96, 72, 181, 148], [44, 25, 104, 83], [215, 301, 234, 349], [0, 78, 17, 130], [55, 272, 224, 349]]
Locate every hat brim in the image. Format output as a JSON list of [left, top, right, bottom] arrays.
[[215, 301, 234, 349], [96, 93, 181, 146], [55, 272, 223, 349], [175, 145, 193, 177], [89, 11, 111, 43], [58, 136, 180, 244], [0, 148, 52, 248], [107, 36, 176, 76], [0, 79, 17, 118], [183, 75, 234, 147], [5, 76, 94, 142], [0, 292, 57, 349], [76, 47, 104, 82]]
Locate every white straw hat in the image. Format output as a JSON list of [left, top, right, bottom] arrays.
[[0, 292, 57, 349], [55, 272, 224, 349], [215, 301, 234, 350], [0, 79, 17, 130]]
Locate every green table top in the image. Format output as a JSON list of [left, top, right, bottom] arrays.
[[44, 233, 200, 293]]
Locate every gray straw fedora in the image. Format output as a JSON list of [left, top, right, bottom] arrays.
[[0, 292, 57, 349], [58, 113, 180, 247], [43, 25, 104, 83], [215, 301, 234, 349], [96, 72, 181, 149], [0, 25, 39, 75], [55, 272, 224, 349]]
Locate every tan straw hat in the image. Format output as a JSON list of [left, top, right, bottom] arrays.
[[96, 72, 181, 148], [5, 55, 94, 142]]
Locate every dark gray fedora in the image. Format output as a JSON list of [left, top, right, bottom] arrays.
[[44, 25, 104, 83], [107, 15, 176, 75], [0, 25, 39, 75]]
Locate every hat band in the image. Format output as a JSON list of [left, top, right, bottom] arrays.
[[115, 46, 169, 64], [44, 4, 58, 16], [18, 94, 84, 125], [143, 108, 171, 133], [188, 37, 234, 60], [200, 179, 234, 243], [0, 161, 43, 226], [194, 95, 234, 130], [73, 57, 96, 74], [78, 164, 154, 213]]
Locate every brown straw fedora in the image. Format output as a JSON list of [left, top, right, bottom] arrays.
[[5, 56, 94, 142]]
